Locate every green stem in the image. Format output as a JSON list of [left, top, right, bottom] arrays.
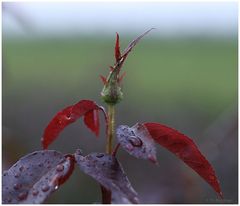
[[106, 104, 115, 154], [101, 104, 115, 204]]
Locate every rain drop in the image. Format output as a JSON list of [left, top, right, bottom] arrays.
[[129, 136, 142, 147], [14, 183, 21, 190], [209, 175, 215, 180], [65, 114, 71, 120], [19, 166, 24, 172], [148, 154, 158, 164], [96, 154, 104, 158], [14, 173, 20, 178], [32, 189, 39, 196], [18, 191, 28, 200], [6, 197, 12, 203], [41, 185, 50, 192], [56, 164, 64, 172]]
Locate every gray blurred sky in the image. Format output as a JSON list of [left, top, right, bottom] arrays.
[[3, 2, 237, 38]]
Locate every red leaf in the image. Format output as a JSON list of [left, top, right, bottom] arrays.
[[84, 109, 100, 136], [144, 122, 223, 198], [115, 32, 121, 62], [118, 71, 126, 83], [42, 100, 106, 149], [120, 28, 155, 62], [100, 75, 107, 85]]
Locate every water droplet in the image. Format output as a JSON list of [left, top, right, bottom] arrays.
[[14, 173, 20, 178], [56, 164, 64, 172], [129, 136, 142, 147], [18, 191, 28, 200], [41, 185, 50, 192], [148, 154, 158, 164], [19, 166, 24, 172], [209, 175, 215, 180], [6, 197, 12, 203], [65, 114, 71, 120], [133, 197, 139, 203], [96, 154, 104, 158], [32, 189, 39, 196], [54, 185, 59, 190], [14, 183, 21, 190]]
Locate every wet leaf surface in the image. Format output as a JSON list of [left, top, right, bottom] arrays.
[[2, 150, 75, 204], [116, 123, 157, 163], [41, 99, 106, 149], [144, 122, 223, 198], [74, 152, 139, 204]]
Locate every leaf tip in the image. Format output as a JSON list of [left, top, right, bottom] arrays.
[[115, 32, 121, 62]]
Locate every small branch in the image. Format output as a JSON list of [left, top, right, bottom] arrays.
[[100, 185, 112, 204], [112, 143, 120, 157]]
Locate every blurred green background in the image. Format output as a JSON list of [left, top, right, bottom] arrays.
[[2, 2, 238, 204]]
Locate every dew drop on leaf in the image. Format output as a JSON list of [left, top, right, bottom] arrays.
[[13, 183, 21, 190], [18, 191, 28, 200], [6, 197, 12, 203], [129, 136, 143, 147], [56, 164, 64, 172], [19, 166, 24, 172], [32, 189, 39, 196], [14, 173, 20, 178], [41, 185, 50, 192], [96, 154, 104, 158]]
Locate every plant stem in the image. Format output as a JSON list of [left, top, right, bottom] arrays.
[[106, 104, 115, 154], [101, 104, 115, 204]]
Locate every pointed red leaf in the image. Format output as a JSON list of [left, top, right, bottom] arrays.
[[115, 32, 121, 62], [118, 71, 126, 83], [84, 109, 100, 136], [100, 75, 107, 85], [120, 28, 155, 62], [42, 100, 106, 149], [144, 122, 223, 198]]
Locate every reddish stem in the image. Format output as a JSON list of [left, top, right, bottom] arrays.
[[100, 185, 111, 204], [112, 143, 120, 157]]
